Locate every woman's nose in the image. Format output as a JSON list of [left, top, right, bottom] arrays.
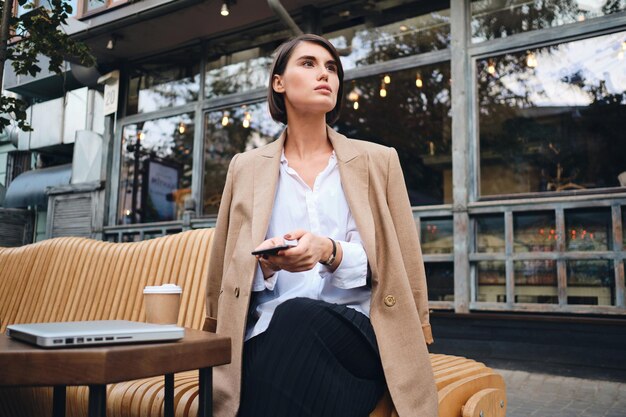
[[317, 68, 329, 81]]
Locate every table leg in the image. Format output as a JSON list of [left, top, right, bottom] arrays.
[[198, 367, 212, 417], [53, 385, 66, 417], [164, 373, 174, 417], [88, 384, 107, 417]]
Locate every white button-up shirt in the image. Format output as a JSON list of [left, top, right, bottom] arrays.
[[245, 150, 370, 341]]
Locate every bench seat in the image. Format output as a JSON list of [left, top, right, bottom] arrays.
[[0, 229, 506, 417]]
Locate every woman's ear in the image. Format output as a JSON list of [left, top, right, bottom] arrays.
[[273, 74, 285, 93]]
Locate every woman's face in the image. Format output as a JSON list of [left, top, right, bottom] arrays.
[[273, 41, 340, 120]]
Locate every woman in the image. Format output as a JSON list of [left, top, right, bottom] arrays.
[[205, 34, 437, 417]]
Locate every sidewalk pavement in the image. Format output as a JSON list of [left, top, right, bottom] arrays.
[[496, 368, 626, 417]]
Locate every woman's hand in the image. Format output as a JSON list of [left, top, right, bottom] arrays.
[[253, 236, 288, 279]]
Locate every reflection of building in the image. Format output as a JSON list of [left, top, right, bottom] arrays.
[[1, 0, 626, 375]]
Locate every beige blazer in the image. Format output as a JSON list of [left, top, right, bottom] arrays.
[[205, 126, 438, 417]]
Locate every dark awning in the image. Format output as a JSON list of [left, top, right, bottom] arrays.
[[3, 164, 72, 209]]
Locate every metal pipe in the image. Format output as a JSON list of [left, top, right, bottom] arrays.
[[267, 0, 303, 36]]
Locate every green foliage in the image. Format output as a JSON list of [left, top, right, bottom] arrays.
[[0, 0, 95, 131]]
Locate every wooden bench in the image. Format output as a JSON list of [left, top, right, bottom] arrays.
[[0, 229, 506, 417]]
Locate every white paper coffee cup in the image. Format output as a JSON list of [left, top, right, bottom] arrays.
[[143, 284, 182, 324]]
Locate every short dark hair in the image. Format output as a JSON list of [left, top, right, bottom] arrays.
[[267, 34, 344, 125]]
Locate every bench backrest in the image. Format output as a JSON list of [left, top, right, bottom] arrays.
[[0, 229, 214, 333]]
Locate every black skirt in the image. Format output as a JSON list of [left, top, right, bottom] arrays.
[[239, 297, 386, 417]]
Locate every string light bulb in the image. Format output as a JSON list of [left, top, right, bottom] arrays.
[[415, 73, 423, 88], [347, 88, 359, 102], [353, 101, 359, 110], [243, 112, 251, 128], [221, 112, 229, 126], [178, 122, 186, 134], [383, 74, 391, 84], [138, 132, 145, 141], [526, 51, 538, 68], [220, 1, 229, 16], [379, 79, 387, 98], [487, 59, 496, 75]]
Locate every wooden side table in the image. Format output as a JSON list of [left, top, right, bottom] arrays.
[[0, 328, 231, 417]]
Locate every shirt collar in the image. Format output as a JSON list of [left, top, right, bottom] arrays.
[[280, 149, 336, 165]]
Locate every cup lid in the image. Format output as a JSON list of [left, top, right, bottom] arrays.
[[143, 284, 182, 294]]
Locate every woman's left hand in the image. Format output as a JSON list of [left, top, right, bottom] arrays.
[[275, 229, 332, 272]]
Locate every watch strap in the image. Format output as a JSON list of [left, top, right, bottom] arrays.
[[320, 237, 336, 266]]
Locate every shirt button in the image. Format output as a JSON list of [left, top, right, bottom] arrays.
[[234, 287, 240, 297], [384, 295, 396, 307]]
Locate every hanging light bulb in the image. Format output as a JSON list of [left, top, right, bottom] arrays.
[[415, 72, 423, 88], [221, 112, 229, 126], [178, 122, 186, 134], [487, 59, 496, 75], [243, 111, 251, 128], [138, 131, 145, 141], [383, 74, 391, 84], [347, 88, 359, 102], [379, 79, 387, 98], [353, 100, 359, 110], [526, 51, 537, 68], [220, 1, 229, 16]]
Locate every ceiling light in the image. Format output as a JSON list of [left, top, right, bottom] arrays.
[[220, 1, 229, 16], [106, 34, 122, 51]]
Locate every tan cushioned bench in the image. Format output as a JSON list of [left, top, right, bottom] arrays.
[[0, 229, 506, 417]]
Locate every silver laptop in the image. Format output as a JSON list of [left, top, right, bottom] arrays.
[[6, 320, 185, 348]]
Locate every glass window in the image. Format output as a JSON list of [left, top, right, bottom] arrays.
[[325, 8, 450, 70], [622, 207, 626, 248], [425, 262, 454, 301], [85, 0, 105, 13], [421, 218, 453, 254], [565, 208, 612, 251], [478, 31, 626, 197], [567, 260, 614, 305], [205, 45, 275, 99], [476, 261, 506, 302], [127, 48, 201, 115], [118, 113, 194, 224], [334, 62, 452, 206], [202, 102, 282, 216], [514, 260, 557, 303], [475, 214, 505, 253], [514, 211, 557, 252], [471, 0, 626, 43]]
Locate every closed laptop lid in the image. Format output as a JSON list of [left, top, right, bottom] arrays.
[[6, 320, 184, 348]]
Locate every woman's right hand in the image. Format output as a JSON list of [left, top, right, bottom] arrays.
[[254, 237, 289, 279]]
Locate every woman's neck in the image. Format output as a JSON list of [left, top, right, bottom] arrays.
[[283, 114, 332, 161]]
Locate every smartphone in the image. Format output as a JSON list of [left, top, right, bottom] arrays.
[[251, 243, 296, 256]]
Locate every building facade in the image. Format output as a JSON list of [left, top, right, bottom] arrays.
[[2, 0, 626, 321]]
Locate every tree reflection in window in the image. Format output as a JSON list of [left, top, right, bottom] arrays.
[[335, 62, 451, 206], [471, 0, 626, 43], [127, 48, 201, 115], [326, 8, 450, 70], [478, 31, 626, 196], [205, 46, 276, 98], [202, 102, 283, 215]]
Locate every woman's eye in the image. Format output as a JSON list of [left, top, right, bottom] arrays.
[[302, 60, 314, 67], [326, 65, 337, 72]]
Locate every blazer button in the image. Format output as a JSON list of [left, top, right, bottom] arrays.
[[384, 295, 396, 307], [234, 287, 240, 297]]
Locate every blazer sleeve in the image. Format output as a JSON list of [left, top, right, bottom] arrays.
[[386, 147, 434, 344], [204, 153, 239, 333]]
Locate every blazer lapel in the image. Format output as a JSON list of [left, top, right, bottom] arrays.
[[251, 130, 286, 246], [327, 127, 378, 277]]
